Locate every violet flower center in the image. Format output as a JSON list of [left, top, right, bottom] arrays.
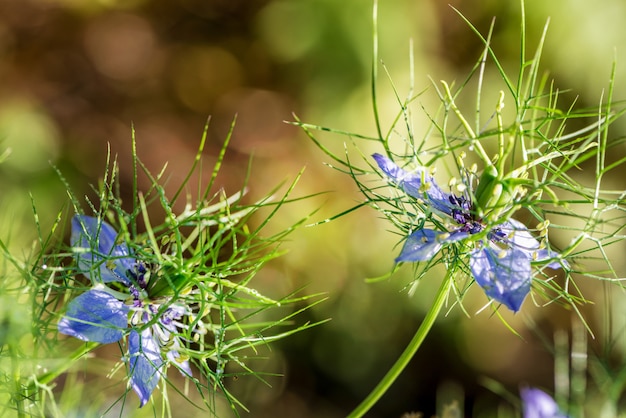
[[127, 262, 150, 307], [126, 262, 185, 336], [449, 194, 483, 234]]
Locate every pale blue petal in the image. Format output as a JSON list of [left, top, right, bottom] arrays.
[[160, 314, 193, 377], [129, 329, 163, 407], [372, 154, 455, 215], [535, 249, 569, 270], [521, 387, 568, 418], [373, 153, 423, 197], [500, 219, 569, 269], [167, 349, 193, 377], [444, 230, 470, 243], [499, 219, 540, 249], [58, 290, 129, 344], [470, 245, 532, 312], [396, 229, 467, 262], [396, 229, 442, 262], [72, 215, 134, 284]]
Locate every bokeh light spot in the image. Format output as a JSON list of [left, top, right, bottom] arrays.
[[0, 99, 59, 174], [83, 13, 156, 81], [170, 46, 244, 113], [256, 1, 323, 62]]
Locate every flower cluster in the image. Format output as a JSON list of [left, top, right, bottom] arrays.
[[373, 153, 567, 312], [58, 215, 192, 406]]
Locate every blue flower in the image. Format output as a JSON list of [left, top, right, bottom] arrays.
[[521, 387, 569, 418], [58, 215, 192, 407], [373, 154, 566, 312]]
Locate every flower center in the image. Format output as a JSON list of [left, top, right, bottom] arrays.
[[127, 261, 150, 307], [449, 194, 483, 234]]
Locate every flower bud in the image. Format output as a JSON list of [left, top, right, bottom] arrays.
[[474, 165, 517, 222]]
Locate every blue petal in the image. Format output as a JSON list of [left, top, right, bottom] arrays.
[[396, 229, 443, 262], [396, 229, 467, 262], [500, 219, 569, 269], [72, 215, 134, 284], [58, 290, 129, 344], [372, 154, 455, 215], [129, 329, 163, 407], [521, 387, 569, 418], [160, 312, 193, 377], [470, 245, 532, 312], [167, 349, 193, 377]]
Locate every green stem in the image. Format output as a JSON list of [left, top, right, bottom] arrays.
[[10, 344, 25, 418], [28, 341, 99, 390], [347, 271, 453, 418]]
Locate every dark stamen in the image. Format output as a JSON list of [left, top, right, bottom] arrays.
[[449, 194, 484, 234]]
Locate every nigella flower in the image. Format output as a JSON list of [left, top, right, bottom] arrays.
[[373, 154, 567, 312], [520, 387, 569, 418], [58, 215, 192, 407]]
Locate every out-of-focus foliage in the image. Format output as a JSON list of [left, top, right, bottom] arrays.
[[1, 0, 625, 416]]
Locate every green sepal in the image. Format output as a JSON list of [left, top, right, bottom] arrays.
[[474, 164, 499, 215], [148, 268, 193, 298], [474, 165, 521, 222]]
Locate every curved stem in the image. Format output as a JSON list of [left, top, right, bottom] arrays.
[[10, 344, 25, 418], [28, 341, 100, 390], [347, 270, 453, 418]]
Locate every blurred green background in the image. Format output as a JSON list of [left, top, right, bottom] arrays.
[[1, 0, 626, 416]]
